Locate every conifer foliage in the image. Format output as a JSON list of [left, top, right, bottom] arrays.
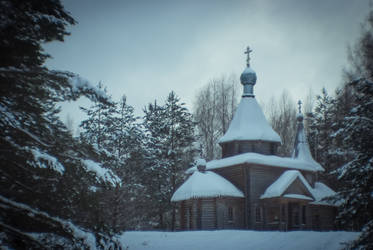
[[334, 78, 373, 249], [79, 91, 145, 233], [143, 91, 196, 230], [0, 0, 121, 248], [332, 9, 373, 249]]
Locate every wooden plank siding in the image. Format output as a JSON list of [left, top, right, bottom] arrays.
[[177, 162, 335, 231], [216, 198, 245, 229], [309, 205, 337, 231], [221, 141, 278, 158], [200, 198, 216, 230], [213, 166, 245, 191], [249, 165, 284, 230]]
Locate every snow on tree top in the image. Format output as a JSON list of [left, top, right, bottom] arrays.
[[171, 171, 244, 202], [260, 170, 314, 200], [219, 97, 281, 144], [186, 152, 324, 175]]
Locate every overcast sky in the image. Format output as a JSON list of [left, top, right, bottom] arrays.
[[44, 0, 370, 127]]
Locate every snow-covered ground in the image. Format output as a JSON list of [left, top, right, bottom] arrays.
[[119, 230, 359, 250]]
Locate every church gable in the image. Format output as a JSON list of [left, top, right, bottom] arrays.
[[260, 170, 315, 201], [283, 178, 314, 200]]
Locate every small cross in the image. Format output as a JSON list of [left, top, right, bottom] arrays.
[[244, 46, 253, 67], [298, 100, 302, 114]]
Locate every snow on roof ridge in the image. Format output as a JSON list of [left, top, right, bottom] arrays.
[[171, 171, 244, 202], [219, 97, 281, 144], [260, 170, 314, 199], [185, 152, 322, 175], [283, 194, 313, 200]]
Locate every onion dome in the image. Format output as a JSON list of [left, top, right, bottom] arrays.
[[240, 46, 257, 97]]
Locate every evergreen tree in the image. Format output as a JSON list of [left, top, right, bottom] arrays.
[[333, 8, 373, 249], [0, 0, 121, 247], [80, 92, 146, 233], [334, 79, 373, 249], [143, 92, 196, 230], [143, 100, 170, 228], [306, 88, 341, 188]]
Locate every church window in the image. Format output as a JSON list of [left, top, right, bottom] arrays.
[[228, 207, 233, 222], [270, 143, 275, 155], [267, 207, 279, 223], [302, 205, 306, 224], [281, 204, 286, 221], [255, 206, 262, 222], [294, 209, 300, 226]]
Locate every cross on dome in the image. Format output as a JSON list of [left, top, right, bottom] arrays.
[[244, 46, 253, 67]]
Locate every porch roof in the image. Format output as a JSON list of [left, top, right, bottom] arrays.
[[171, 170, 244, 202], [260, 170, 315, 200]]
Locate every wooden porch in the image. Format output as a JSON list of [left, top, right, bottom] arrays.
[[257, 197, 311, 231]]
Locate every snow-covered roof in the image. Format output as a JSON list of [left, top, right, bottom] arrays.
[[219, 97, 281, 144], [260, 170, 314, 199], [186, 152, 322, 174], [260, 170, 337, 205], [310, 182, 337, 206], [283, 194, 313, 200], [292, 113, 324, 171], [171, 171, 244, 202]]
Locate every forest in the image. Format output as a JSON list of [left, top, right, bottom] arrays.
[[0, 0, 372, 249]]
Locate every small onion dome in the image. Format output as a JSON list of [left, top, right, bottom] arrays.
[[240, 66, 257, 86], [195, 158, 207, 172], [296, 100, 304, 122], [296, 112, 304, 122]]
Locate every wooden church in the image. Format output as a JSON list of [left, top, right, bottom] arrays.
[[171, 47, 337, 231]]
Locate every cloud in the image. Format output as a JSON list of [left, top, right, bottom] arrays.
[[45, 0, 370, 126]]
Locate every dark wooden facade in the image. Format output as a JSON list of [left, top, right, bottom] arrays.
[[179, 197, 244, 230], [177, 163, 337, 231], [221, 140, 279, 158]]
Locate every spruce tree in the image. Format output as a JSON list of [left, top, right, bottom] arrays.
[[0, 0, 121, 247], [306, 88, 341, 188], [333, 8, 373, 249], [143, 92, 196, 230], [334, 79, 373, 249]]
